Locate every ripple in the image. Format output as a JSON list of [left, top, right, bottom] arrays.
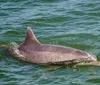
[[68, 10, 85, 16], [87, 12, 100, 17], [0, 13, 8, 16], [4, 30, 20, 35], [0, 74, 5, 78], [0, 0, 100, 85], [86, 78, 100, 83]]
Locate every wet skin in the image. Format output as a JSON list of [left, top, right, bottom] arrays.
[[8, 27, 98, 65]]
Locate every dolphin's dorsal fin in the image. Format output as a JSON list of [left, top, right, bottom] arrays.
[[23, 27, 40, 45]]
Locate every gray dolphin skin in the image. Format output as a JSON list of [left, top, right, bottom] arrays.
[[8, 27, 100, 66]]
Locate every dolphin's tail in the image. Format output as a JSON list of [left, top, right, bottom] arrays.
[[77, 61, 100, 66]]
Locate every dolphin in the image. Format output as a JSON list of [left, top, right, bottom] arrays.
[[8, 27, 100, 66]]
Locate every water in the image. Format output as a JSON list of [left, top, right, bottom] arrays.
[[0, 0, 100, 85]]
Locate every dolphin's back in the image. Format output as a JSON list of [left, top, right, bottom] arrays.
[[18, 44, 97, 64]]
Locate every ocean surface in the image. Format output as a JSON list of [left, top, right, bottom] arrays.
[[0, 0, 100, 85]]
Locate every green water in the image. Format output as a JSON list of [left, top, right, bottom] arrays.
[[0, 0, 100, 85]]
